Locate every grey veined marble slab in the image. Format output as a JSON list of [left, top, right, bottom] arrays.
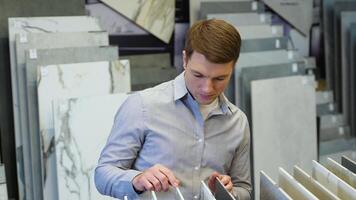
[[260, 171, 292, 200], [312, 160, 356, 199], [25, 46, 119, 200], [8, 16, 103, 199], [293, 166, 340, 200], [207, 12, 272, 26], [37, 60, 130, 200], [240, 37, 288, 53], [15, 31, 109, 200], [53, 93, 128, 200], [100, 0, 175, 43], [199, 1, 265, 19], [236, 25, 284, 40], [278, 168, 318, 200], [262, 0, 313, 35], [251, 75, 317, 198]]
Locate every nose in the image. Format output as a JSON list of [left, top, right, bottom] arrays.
[[201, 79, 214, 94]]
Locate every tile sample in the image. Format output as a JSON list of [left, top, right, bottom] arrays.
[[8, 16, 103, 199], [317, 103, 338, 116], [342, 156, 356, 174], [251, 76, 317, 198], [236, 25, 283, 40], [207, 12, 271, 26], [319, 138, 356, 157], [340, 12, 356, 125], [320, 150, 356, 166], [100, 0, 175, 43], [293, 166, 341, 200], [278, 168, 318, 200], [200, 1, 265, 19], [316, 91, 334, 105], [15, 31, 109, 199], [85, 3, 147, 35], [240, 37, 288, 53], [260, 171, 292, 200], [262, 0, 313, 35], [25, 46, 118, 200], [325, 158, 356, 188], [53, 93, 128, 200], [319, 114, 346, 129], [238, 62, 306, 121], [312, 160, 356, 199], [37, 60, 130, 200], [320, 126, 350, 141]]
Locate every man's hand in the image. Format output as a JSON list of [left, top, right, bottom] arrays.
[[208, 172, 233, 193], [132, 164, 180, 193]]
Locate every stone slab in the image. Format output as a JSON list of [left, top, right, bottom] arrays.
[[239, 62, 306, 121], [262, 0, 313, 35], [317, 103, 338, 116], [237, 25, 284, 40], [53, 93, 128, 200], [293, 166, 340, 200], [37, 60, 130, 200], [319, 138, 356, 156], [100, 0, 175, 43], [207, 12, 272, 26], [333, 2, 356, 114], [278, 167, 318, 200], [199, 1, 265, 19], [312, 160, 356, 199], [325, 158, 356, 188], [251, 75, 317, 198], [85, 3, 147, 35], [340, 12, 356, 126], [260, 171, 292, 200], [7, 16, 103, 199], [15, 31, 109, 200], [240, 37, 287, 53], [316, 91, 334, 105], [342, 156, 356, 174], [319, 114, 346, 129], [320, 126, 350, 141]]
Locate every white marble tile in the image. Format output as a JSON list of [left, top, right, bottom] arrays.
[[207, 12, 271, 26], [15, 31, 109, 200], [260, 171, 292, 200], [100, 0, 175, 43], [8, 16, 103, 198], [325, 158, 356, 188], [37, 60, 130, 200], [278, 168, 318, 200], [262, 0, 313, 35], [251, 75, 317, 198], [25, 46, 119, 200], [293, 166, 341, 200], [312, 160, 356, 199], [200, 181, 216, 200], [53, 93, 128, 200]]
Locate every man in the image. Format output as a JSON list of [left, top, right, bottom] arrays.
[[95, 19, 251, 200]]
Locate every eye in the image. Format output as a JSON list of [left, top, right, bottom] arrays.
[[215, 77, 226, 81], [194, 73, 203, 78]]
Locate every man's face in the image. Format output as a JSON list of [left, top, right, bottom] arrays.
[[183, 51, 234, 105]]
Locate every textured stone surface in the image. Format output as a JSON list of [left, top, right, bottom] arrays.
[[260, 171, 292, 200], [207, 12, 271, 26]]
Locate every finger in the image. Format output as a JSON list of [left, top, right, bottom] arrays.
[[225, 181, 233, 192], [153, 171, 170, 191], [219, 175, 231, 185], [208, 172, 220, 191], [141, 178, 154, 191], [159, 166, 179, 187], [145, 173, 162, 192]]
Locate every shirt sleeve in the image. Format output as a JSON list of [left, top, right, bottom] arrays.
[[94, 93, 146, 199], [230, 112, 252, 200]]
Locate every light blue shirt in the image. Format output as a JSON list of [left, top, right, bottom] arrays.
[[95, 72, 251, 200]]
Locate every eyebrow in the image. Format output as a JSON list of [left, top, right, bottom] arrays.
[[190, 69, 229, 78]]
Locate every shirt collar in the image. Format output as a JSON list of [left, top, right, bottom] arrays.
[[173, 71, 238, 115]]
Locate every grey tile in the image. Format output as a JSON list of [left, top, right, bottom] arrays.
[[262, 0, 313, 35], [320, 126, 350, 141], [342, 156, 356, 174], [25, 46, 118, 200], [317, 103, 338, 116], [260, 171, 292, 200], [316, 91, 334, 105], [240, 37, 288, 53], [319, 114, 346, 129], [319, 138, 356, 156], [207, 12, 272, 26], [237, 25, 284, 40], [251, 75, 317, 198], [200, 1, 265, 19]]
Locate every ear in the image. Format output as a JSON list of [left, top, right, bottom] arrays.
[[182, 50, 187, 70]]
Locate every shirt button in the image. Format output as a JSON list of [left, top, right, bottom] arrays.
[[198, 138, 203, 143], [194, 166, 200, 170], [194, 195, 199, 199]]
